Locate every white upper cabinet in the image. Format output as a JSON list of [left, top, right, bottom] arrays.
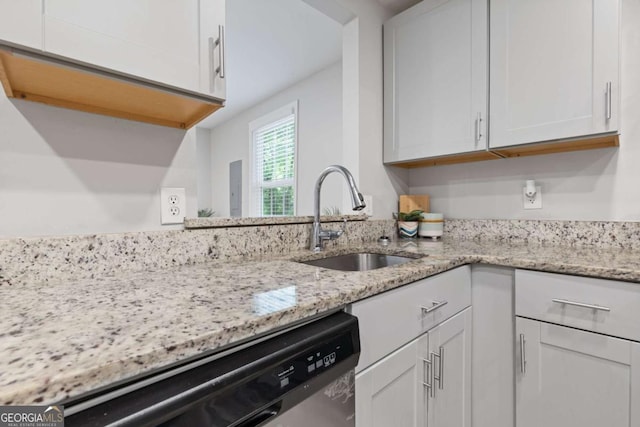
[[384, 0, 488, 163], [200, 0, 226, 99], [0, 0, 43, 49], [490, 0, 620, 148], [42, 0, 225, 96]]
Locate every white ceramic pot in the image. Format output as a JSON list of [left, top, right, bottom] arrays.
[[419, 213, 444, 238]]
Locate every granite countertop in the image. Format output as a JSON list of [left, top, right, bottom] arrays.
[[2, 238, 640, 406], [184, 214, 368, 229]]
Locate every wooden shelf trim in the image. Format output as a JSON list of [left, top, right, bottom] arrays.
[[388, 134, 620, 168], [0, 48, 222, 129]]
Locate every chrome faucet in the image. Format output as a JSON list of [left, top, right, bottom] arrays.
[[310, 165, 366, 252]]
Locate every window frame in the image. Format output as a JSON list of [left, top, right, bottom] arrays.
[[249, 101, 299, 217]]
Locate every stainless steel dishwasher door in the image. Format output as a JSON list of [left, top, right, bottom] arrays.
[[263, 370, 355, 427]]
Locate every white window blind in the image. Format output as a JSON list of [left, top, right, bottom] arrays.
[[251, 109, 297, 217]]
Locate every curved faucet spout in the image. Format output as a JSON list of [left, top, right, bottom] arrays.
[[311, 165, 366, 251]]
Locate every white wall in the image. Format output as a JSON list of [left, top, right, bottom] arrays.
[[409, 0, 640, 221], [209, 62, 344, 217], [0, 97, 198, 238], [339, 0, 409, 219], [195, 127, 212, 211]]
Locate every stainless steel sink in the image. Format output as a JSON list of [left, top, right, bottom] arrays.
[[298, 252, 418, 272]]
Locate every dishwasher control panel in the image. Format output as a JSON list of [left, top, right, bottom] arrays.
[[270, 333, 354, 391]]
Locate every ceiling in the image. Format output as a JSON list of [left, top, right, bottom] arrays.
[[376, 0, 422, 14], [198, 0, 343, 128]]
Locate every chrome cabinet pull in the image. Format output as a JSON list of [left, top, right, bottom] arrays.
[[217, 25, 226, 79], [431, 347, 444, 390], [552, 298, 611, 312], [421, 300, 448, 315], [605, 81, 612, 120], [519, 333, 526, 374], [421, 357, 434, 397], [208, 36, 215, 92], [475, 112, 482, 143], [208, 26, 226, 93]]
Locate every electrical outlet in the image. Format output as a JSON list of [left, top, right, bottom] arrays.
[[161, 187, 186, 224], [362, 195, 373, 216], [523, 186, 542, 209]]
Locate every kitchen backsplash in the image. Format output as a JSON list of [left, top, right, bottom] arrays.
[[3, 218, 640, 287], [0, 219, 396, 287], [445, 219, 640, 249]]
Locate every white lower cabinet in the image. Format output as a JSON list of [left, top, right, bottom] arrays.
[[356, 338, 424, 427], [356, 308, 472, 427], [425, 308, 472, 427], [516, 317, 640, 427], [356, 266, 640, 427], [515, 269, 640, 427]]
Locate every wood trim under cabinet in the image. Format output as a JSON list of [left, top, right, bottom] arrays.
[[388, 134, 619, 169], [0, 49, 222, 129], [492, 134, 619, 158], [389, 150, 504, 168]]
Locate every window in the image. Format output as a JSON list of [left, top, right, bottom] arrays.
[[250, 102, 298, 217]]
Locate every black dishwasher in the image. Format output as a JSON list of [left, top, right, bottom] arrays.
[[63, 311, 360, 427]]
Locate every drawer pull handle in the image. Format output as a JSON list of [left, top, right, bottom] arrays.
[[552, 298, 611, 312], [421, 300, 448, 314]]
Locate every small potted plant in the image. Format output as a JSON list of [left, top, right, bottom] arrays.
[[397, 209, 423, 238], [198, 208, 215, 218]]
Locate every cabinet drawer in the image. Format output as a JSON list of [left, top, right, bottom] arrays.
[[352, 266, 471, 372], [516, 269, 640, 342]]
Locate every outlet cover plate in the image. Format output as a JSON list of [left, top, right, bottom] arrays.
[[523, 186, 542, 209], [161, 187, 186, 224]]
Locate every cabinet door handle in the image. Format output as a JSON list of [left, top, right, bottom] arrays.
[[217, 25, 226, 79], [421, 357, 434, 398], [605, 81, 612, 120], [552, 298, 611, 312], [475, 112, 482, 143], [421, 300, 448, 315], [208, 36, 215, 92], [208, 26, 226, 93], [431, 346, 444, 390], [519, 333, 526, 375]]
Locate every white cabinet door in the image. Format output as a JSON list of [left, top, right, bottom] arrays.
[[356, 337, 425, 427], [470, 266, 514, 427], [490, 0, 620, 148], [425, 308, 472, 427], [199, 0, 226, 99], [0, 0, 42, 49], [43, 0, 203, 92], [516, 317, 640, 427], [383, 0, 487, 163]]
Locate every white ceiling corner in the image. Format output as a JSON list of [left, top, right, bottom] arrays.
[[198, 0, 343, 129], [375, 0, 422, 15]]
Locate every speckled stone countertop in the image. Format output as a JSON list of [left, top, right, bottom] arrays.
[[2, 238, 640, 406], [184, 214, 367, 229]]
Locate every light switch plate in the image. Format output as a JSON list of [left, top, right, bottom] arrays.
[[161, 187, 186, 224]]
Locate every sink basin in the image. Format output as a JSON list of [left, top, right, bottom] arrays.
[[298, 252, 417, 272]]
